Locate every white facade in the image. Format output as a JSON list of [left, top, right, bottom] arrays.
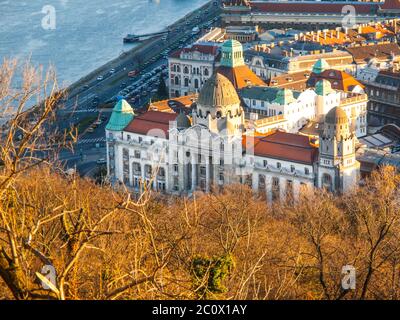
[[107, 76, 360, 201], [168, 44, 219, 98], [241, 85, 368, 137]]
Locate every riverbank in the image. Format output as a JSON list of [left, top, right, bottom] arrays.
[[66, 0, 216, 97]]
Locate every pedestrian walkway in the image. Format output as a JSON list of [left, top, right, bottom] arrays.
[[77, 137, 106, 144]]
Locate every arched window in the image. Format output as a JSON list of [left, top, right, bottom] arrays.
[[158, 167, 165, 177], [174, 76, 180, 85], [184, 66, 189, 74], [184, 78, 189, 87], [176, 65, 181, 73], [194, 79, 199, 89], [204, 68, 209, 76]]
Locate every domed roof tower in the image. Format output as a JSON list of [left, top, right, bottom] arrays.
[[318, 106, 360, 193], [312, 59, 330, 74], [197, 72, 241, 108], [220, 39, 245, 68], [106, 98, 135, 131], [325, 106, 349, 126], [194, 72, 244, 135]]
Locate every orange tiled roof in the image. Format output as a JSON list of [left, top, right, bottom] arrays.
[[216, 65, 265, 89], [149, 94, 197, 113]]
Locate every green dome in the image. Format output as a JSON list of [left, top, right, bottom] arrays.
[[315, 79, 334, 96], [221, 39, 245, 68], [273, 88, 296, 105], [106, 99, 134, 131], [312, 58, 330, 74]]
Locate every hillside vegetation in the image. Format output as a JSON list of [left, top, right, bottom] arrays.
[[1, 60, 400, 300]]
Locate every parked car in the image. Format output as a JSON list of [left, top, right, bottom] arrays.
[[97, 76, 103, 81], [96, 158, 107, 164], [109, 68, 115, 74]]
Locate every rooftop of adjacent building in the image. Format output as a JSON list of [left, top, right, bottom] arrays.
[[345, 42, 400, 64], [225, 0, 387, 14], [373, 69, 400, 88], [267, 59, 364, 92], [169, 43, 221, 60], [148, 94, 197, 113]]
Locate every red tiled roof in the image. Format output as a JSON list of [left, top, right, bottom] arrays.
[[268, 68, 363, 92], [243, 130, 318, 164], [170, 45, 220, 60], [182, 44, 220, 56], [169, 49, 182, 59], [380, 0, 400, 10], [308, 69, 364, 92], [124, 111, 177, 138], [249, 1, 378, 14]]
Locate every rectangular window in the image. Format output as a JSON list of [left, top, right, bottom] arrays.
[[174, 164, 178, 172], [305, 167, 310, 175], [263, 160, 268, 167], [277, 162, 281, 169], [290, 165, 295, 173]]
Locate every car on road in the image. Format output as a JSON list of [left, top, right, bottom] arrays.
[[97, 76, 104, 81], [83, 84, 89, 89], [128, 69, 139, 77], [87, 127, 95, 133], [96, 158, 107, 165], [109, 68, 116, 74]]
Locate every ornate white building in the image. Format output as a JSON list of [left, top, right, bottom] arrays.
[[106, 72, 360, 200], [241, 79, 368, 137], [168, 43, 220, 98]]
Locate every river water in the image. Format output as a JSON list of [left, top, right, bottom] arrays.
[[0, 0, 208, 87]]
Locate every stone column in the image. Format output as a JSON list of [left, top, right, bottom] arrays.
[[205, 159, 210, 193], [191, 154, 197, 191], [280, 178, 286, 201], [265, 175, 272, 203], [252, 172, 258, 192]]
